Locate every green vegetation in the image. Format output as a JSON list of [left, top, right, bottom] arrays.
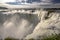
[[28, 34, 60, 40], [4, 34, 60, 40], [28, 38, 34, 40], [41, 34, 60, 40], [5, 37, 19, 40]]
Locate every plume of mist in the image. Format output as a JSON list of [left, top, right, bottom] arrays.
[[0, 9, 60, 40], [0, 13, 39, 39]]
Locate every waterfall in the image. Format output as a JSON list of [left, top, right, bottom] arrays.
[[25, 10, 60, 39], [0, 9, 60, 40]]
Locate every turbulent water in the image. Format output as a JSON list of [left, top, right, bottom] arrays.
[[0, 10, 60, 40]]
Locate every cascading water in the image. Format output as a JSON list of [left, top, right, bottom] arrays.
[[0, 9, 60, 40], [25, 10, 60, 39]]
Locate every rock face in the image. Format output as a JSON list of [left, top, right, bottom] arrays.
[[25, 10, 60, 39]]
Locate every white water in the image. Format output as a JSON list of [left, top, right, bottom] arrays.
[[25, 10, 60, 39], [0, 10, 60, 39]]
